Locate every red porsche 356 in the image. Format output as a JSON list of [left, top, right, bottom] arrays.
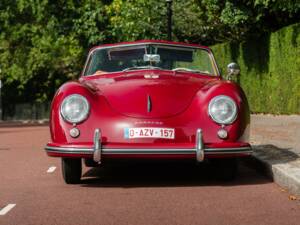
[[45, 40, 251, 184]]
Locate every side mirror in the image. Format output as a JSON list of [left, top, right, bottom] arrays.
[[227, 62, 240, 79]]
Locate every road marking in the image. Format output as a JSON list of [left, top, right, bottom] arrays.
[[0, 204, 16, 216], [47, 166, 56, 173]]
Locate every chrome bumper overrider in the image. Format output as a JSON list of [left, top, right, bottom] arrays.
[[45, 128, 252, 163], [93, 129, 101, 164], [196, 129, 204, 162]]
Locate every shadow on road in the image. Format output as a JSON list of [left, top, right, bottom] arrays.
[[253, 144, 299, 164], [80, 159, 271, 188]]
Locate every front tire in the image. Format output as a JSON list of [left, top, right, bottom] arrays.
[[62, 158, 82, 184], [211, 158, 238, 181]]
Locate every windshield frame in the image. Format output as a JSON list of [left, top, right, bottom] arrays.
[[81, 42, 221, 77]]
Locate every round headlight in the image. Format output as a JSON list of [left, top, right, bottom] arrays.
[[208, 95, 237, 124], [60, 94, 90, 123]]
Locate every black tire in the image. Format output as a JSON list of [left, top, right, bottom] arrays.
[[211, 158, 238, 181], [84, 158, 99, 167], [62, 158, 82, 184]]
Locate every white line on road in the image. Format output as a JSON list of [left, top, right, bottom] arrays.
[[47, 166, 56, 173], [0, 204, 16, 216]]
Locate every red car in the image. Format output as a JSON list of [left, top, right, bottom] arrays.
[[45, 40, 251, 184]]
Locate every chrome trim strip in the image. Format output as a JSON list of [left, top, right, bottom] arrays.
[[196, 129, 204, 162], [45, 146, 252, 155], [105, 149, 195, 154], [205, 146, 251, 152], [93, 129, 102, 163], [147, 95, 152, 113], [205, 150, 252, 155], [45, 146, 92, 152]]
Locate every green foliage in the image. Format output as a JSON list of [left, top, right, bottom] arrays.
[[106, 0, 168, 41], [0, 0, 107, 106], [105, 0, 300, 44], [0, 0, 299, 118], [73, 0, 108, 46], [212, 23, 300, 114], [193, 0, 300, 44]]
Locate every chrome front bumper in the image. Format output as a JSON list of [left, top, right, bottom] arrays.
[[45, 128, 252, 163]]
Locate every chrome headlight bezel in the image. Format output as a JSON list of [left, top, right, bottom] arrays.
[[208, 95, 238, 125], [60, 94, 90, 124]]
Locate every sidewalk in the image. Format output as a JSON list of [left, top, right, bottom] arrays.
[[250, 114, 300, 196]]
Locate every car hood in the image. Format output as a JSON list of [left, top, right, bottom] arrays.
[[82, 71, 219, 119]]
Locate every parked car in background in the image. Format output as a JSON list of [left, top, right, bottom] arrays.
[[45, 40, 251, 184]]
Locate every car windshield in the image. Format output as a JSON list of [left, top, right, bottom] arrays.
[[84, 44, 218, 76]]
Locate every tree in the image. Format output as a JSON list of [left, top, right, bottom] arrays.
[[106, 0, 168, 41], [0, 0, 299, 116], [0, 0, 108, 107]]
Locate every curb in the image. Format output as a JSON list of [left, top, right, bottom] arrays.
[[246, 145, 300, 196], [0, 120, 49, 128]]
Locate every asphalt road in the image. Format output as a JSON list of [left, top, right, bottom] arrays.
[[0, 126, 299, 225]]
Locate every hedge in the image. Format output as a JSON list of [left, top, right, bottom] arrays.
[[211, 23, 300, 114]]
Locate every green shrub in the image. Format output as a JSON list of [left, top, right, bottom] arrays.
[[211, 23, 300, 114]]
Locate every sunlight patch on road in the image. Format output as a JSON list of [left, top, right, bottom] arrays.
[[47, 166, 56, 173], [0, 204, 16, 216]]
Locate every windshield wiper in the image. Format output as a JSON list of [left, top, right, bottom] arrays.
[[172, 67, 210, 74], [122, 66, 162, 72]]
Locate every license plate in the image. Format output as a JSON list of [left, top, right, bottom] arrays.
[[124, 127, 175, 139]]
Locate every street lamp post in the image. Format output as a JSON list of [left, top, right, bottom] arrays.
[[166, 0, 173, 41]]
